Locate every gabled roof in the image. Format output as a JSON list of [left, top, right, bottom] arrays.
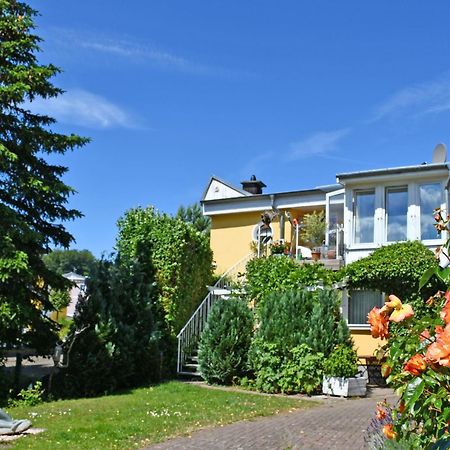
[[63, 272, 86, 281], [201, 176, 252, 201]]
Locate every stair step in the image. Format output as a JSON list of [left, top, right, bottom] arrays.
[[184, 363, 199, 369], [178, 371, 202, 377]]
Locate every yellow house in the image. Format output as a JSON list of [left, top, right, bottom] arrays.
[[199, 147, 450, 358]]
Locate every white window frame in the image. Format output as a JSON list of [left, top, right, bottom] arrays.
[[342, 289, 385, 330], [348, 180, 447, 248]]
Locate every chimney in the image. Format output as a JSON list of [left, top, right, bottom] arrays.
[[241, 175, 267, 195]]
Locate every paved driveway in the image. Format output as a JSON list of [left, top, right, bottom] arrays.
[[144, 386, 397, 450]]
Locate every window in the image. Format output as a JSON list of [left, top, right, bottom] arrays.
[[386, 186, 408, 241], [354, 190, 375, 244], [348, 290, 384, 325], [420, 183, 442, 240]]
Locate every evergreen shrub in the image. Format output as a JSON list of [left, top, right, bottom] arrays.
[[198, 298, 253, 385], [255, 289, 351, 355], [248, 289, 351, 394], [53, 256, 171, 397]]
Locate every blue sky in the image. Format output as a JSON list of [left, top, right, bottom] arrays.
[[32, 1, 450, 256]]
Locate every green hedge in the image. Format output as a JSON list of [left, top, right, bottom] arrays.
[[344, 241, 444, 315], [116, 207, 213, 333]]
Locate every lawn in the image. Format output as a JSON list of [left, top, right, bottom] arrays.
[[2, 381, 316, 449]]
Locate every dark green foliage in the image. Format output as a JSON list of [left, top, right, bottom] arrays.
[[245, 256, 336, 306], [248, 289, 351, 394], [116, 207, 213, 333], [307, 289, 351, 356], [176, 203, 211, 235], [247, 341, 323, 394], [255, 289, 351, 355], [323, 345, 359, 378], [344, 241, 444, 316], [0, 1, 88, 351], [54, 255, 170, 397], [43, 249, 97, 276], [199, 298, 253, 385]]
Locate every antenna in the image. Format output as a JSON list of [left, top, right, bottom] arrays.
[[432, 143, 447, 163]]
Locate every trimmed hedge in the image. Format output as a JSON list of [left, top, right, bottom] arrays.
[[344, 241, 445, 316]]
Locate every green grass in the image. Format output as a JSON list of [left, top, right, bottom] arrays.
[[2, 381, 316, 449]]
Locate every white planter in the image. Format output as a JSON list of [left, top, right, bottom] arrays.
[[322, 376, 367, 397]]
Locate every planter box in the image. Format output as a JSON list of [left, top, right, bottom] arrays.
[[322, 376, 367, 397]]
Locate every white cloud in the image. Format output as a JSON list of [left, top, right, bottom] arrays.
[[50, 29, 251, 79], [287, 128, 351, 160], [372, 74, 450, 121], [26, 89, 137, 129]]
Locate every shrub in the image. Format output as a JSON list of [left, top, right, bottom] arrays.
[[8, 381, 44, 407], [53, 256, 171, 397], [245, 256, 336, 306], [248, 341, 324, 394], [345, 241, 444, 316], [278, 344, 324, 395], [256, 289, 351, 355], [248, 289, 351, 394], [199, 298, 253, 385], [116, 206, 213, 333], [323, 345, 359, 378]]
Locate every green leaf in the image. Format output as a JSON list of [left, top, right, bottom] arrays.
[[419, 266, 437, 289]]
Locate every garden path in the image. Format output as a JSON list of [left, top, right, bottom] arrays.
[[143, 385, 397, 450]]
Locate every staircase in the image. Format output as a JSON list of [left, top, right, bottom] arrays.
[[176, 253, 252, 377]]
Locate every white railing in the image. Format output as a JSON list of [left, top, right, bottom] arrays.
[[176, 253, 253, 374]]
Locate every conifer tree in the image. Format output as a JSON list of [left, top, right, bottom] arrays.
[[0, 1, 88, 350], [199, 298, 253, 385]]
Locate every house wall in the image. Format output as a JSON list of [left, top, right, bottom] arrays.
[[352, 330, 383, 356], [211, 211, 286, 273]]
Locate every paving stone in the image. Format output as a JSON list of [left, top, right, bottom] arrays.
[[143, 387, 397, 450]]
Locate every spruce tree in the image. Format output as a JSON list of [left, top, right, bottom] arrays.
[[0, 1, 88, 350]]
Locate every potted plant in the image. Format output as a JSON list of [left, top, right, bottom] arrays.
[[270, 240, 291, 256], [322, 345, 367, 397], [300, 211, 326, 261]]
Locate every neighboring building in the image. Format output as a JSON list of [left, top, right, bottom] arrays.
[[200, 146, 450, 356], [62, 271, 87, 318]]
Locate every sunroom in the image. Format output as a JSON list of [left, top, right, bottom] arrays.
[[336, 161, 450, 345]]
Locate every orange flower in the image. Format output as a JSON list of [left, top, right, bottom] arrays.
[[368, 307, 389, 339], [426, 323, 450, 368], [440, 291, 450, 324], [384, 295, 414, 323], [398, 401, 405, 414], [382, 424, 397, 440], [376, 404, 387, 420], [404, 354, 427, 376], [420, 329, 431, 342]]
